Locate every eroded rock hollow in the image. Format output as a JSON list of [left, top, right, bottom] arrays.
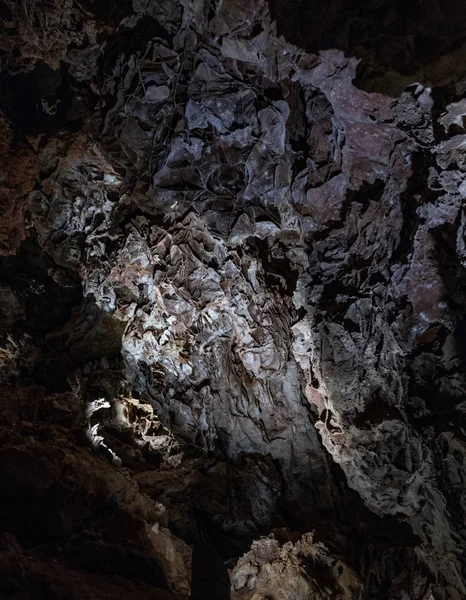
[[1, 1, 466, 598]]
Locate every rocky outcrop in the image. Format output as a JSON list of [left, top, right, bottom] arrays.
[[270, 0, 466, 94], [1, 1, 466, 599], [230, 530, 364, 600]]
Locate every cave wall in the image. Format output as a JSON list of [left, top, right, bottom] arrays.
[[1, 1, 466, 599]]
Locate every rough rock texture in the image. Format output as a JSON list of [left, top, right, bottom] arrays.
[[270, 0, 466, 94], [230, 530, 364, 600], [1, 0, 466, 599]]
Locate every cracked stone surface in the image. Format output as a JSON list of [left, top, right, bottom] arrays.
[[1, 1, 466, 599]]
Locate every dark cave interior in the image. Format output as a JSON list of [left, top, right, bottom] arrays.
[[1, 1, 466, 599]]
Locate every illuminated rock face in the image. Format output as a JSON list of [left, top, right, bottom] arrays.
[[1, 1, 466, 598]]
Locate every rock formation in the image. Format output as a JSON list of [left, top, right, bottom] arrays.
[[1, 0, 466, 598]]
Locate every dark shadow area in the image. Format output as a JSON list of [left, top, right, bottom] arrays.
[[0, 61, 81, 134], [81, 0, 134, 27], [269, 0, 466, 94], [0, 232, 125, 393]]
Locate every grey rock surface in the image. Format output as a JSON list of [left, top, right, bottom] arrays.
[[1, 1, 466, 598]]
